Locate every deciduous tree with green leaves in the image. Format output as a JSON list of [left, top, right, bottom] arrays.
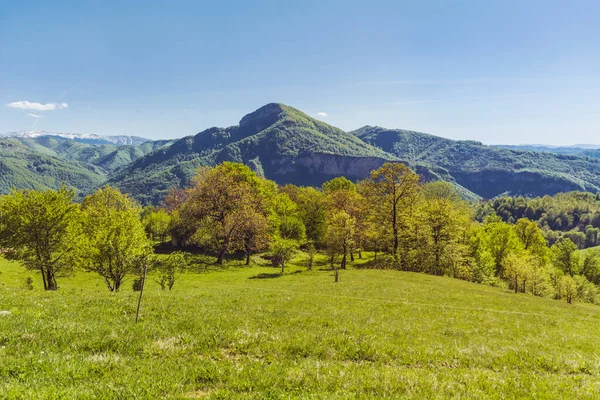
[[361, 163, 421, 262], [551, 239, 580, 277], [0, 187, 81, 291], [80, 186, 153, 292], [325, 211, 355, 280]]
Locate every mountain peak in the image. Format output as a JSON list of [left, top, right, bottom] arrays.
[[238, 103, 287, 133]]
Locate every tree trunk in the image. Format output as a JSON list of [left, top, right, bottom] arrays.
[[350, 252, 354, 262], [281, 262, 285, 274], [41, 266, 48, 291], [114, 278, 121, 293], [358, 250, 362, 259], [341, 252, 347, 270], [217, 247, 226, 265], [392, 202, 398, 260], [334, 266, 339, 282], [245, 251, 251, 266], [46, 268, 57, 291]]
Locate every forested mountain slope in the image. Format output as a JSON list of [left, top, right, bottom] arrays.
[[108, 103, 397, 204], [0, 139, 106, 195], [0, 137, 173, 196], [353, 126, 600, 198], [4, 104, 600, 204]]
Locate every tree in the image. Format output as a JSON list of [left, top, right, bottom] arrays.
[[156, 251, 187, 290], [80, 186, 153, 292], [325, 178, 369, 261], [293, 187, 327, 246], [271, 193, 306, 242], [483, 216, 523, 276], [270, 237, 298, 273], [144, 208, 171, 242], [0, 187, 81, 290], [182, 163, 274, 264], [361, 163, 421, 261], [421, 196, 470, 275], [241, 211, 271, 265], [325, 211, 355, 280], [551, 239, 580, 277], [504, 253, 532, 293], [561, 275, 577, 304], [423, 181, 461, 202], [581, 249, 600, 285]]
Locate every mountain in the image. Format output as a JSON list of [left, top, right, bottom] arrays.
[[494, 144, 600, 160], [0, 136, 173, 197], [0, 131, 150, 146], [4, 136, 173, 174], [108, 103, 396, 204], [4, 103, 600, 205], [353, 126, 600, 198], [0, 139, 107, 196]]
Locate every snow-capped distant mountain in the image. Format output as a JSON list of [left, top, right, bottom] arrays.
[[0, 130, 150, 146]]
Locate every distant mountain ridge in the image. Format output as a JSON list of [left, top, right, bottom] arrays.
[[3, 103, 600, 204], [0, 131, 150, 146], [352, 125, 600, 198]]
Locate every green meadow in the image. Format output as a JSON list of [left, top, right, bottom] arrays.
[[1, 254, 600, 399]]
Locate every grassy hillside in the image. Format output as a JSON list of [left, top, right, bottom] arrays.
[[1, 255, 599, 398], [109, 103, 396, 204], [354, 126, 600, 198]]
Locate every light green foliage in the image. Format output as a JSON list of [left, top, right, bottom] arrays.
[[270, 237, 298, 273], [156, 251, 187, 290], [289, 186, 327, 246], [325, 211, 355, 277], [581, 249, 600, 284], [560, 275, 578, 304], [483, 216, 523, 276], [271, 193, 306, 243], [0, 186, 81, 290], [322, 176, 356, 193], [79, 186, 153, 292], [143, 208, 171, 242], [551, 239, 580, 277], [362, 163, 421, 263]]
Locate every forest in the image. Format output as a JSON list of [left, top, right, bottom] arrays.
[[1, 161, 600, 306]]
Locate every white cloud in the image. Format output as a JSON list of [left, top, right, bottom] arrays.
[[26, 113, 44, 119], [7, 101, 68, 111], [316, 112, 328, 117]]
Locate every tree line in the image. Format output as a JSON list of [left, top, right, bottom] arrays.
[[476, 192, 600, 249], [1, 161, 600, 305]]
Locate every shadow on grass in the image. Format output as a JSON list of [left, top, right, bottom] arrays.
[[249, 272, 282, 280]]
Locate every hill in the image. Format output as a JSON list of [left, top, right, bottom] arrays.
[[0, 137, 172, 196], [1, 255, 599, 398], [0, 139, 106, 196], [353, 126, 600, 198], [108, 103, 397, 204]]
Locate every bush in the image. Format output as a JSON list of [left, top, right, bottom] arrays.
[[23, 276, 34, 290]]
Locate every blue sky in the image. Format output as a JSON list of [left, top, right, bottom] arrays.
[[1, 0, 599, 144]]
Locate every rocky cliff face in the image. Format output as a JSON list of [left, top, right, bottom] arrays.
[[264, 153, 391, 185]]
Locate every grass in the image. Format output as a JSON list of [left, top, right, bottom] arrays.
[[1, 253, 600, 399]]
